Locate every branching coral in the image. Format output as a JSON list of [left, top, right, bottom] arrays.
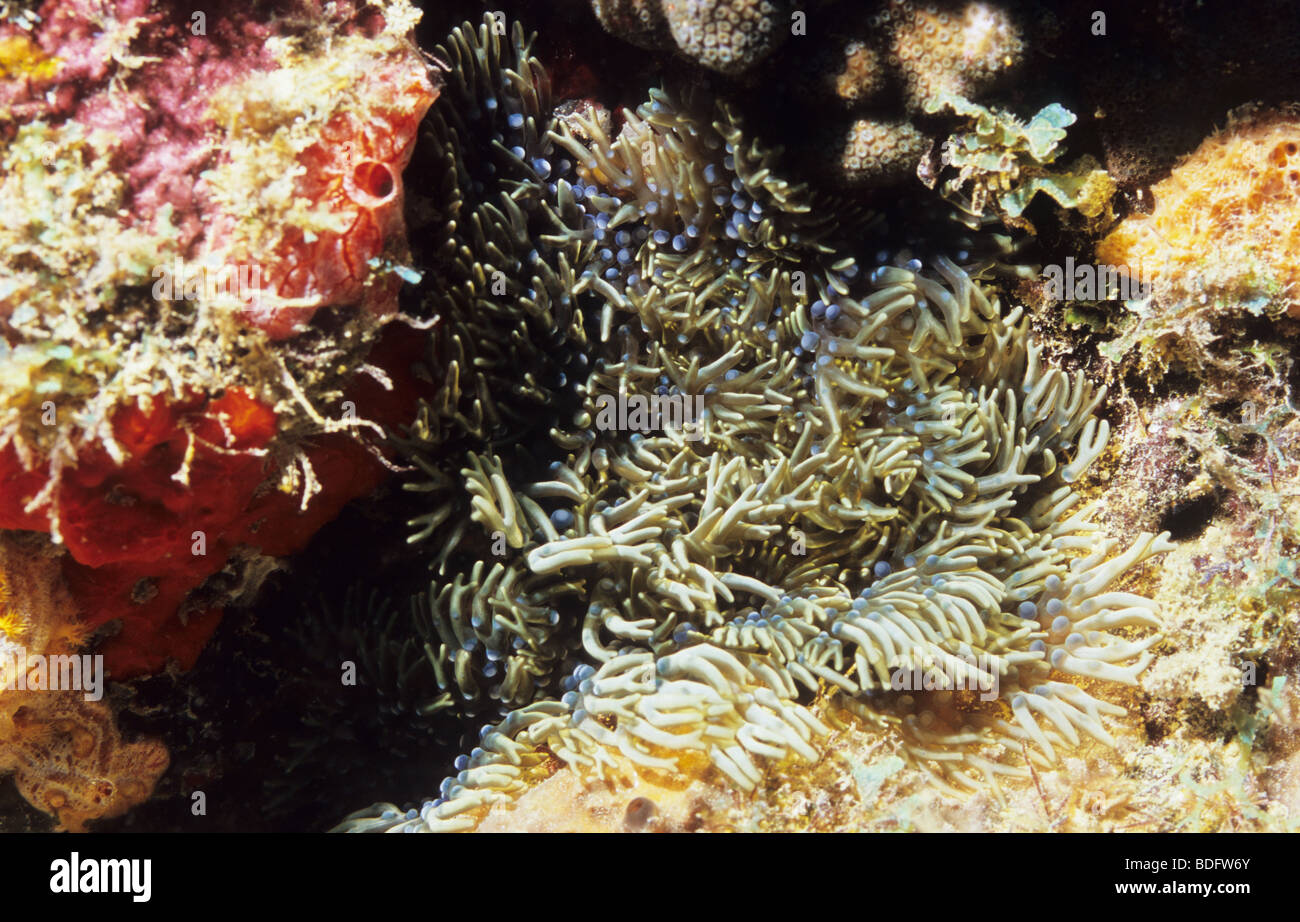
[[338, 14, 1173, 833]]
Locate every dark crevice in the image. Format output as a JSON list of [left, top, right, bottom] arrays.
[[1159, 490, 1220, 541]]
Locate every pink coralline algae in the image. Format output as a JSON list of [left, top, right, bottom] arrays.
[[0, 0, 434, 338], [0, 0, 279, 256]]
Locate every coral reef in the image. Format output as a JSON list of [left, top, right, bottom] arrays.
[[779, 0, 1029, 189], [0, 0, 435, 675], [337, 15, 1172, 833], [0, 0, 1294, 839], [799, 34, 888, 108], [885, 0, 1023, 115], [1085, 313, 1300, 763], [0, 534, 167, 832], [832, 117, 928, 189], [1014, 101, 1300, 834], [587, 0, 1029, 189], [1069, 1, 1300, 187], [0, 0, 440, 825], [201, 17, 433, 339]]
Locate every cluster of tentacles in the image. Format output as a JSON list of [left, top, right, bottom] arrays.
[[337, 16, 1171, 832]]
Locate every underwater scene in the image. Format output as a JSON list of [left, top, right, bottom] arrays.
[[0, 0, 1297, 841]]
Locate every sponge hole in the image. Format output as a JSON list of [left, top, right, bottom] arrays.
[[352, 161, 395, 201]]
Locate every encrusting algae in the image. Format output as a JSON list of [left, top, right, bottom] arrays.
[[336, 15, 1175, 833]]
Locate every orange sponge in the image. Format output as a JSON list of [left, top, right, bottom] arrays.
[[1097, 104, 1300, 316]]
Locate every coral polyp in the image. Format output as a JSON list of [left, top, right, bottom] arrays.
[[590, 0, 789, 75], [338, 15, 1173, 833]]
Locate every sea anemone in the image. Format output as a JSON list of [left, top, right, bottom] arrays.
[[338, 14, 1172, 832]]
